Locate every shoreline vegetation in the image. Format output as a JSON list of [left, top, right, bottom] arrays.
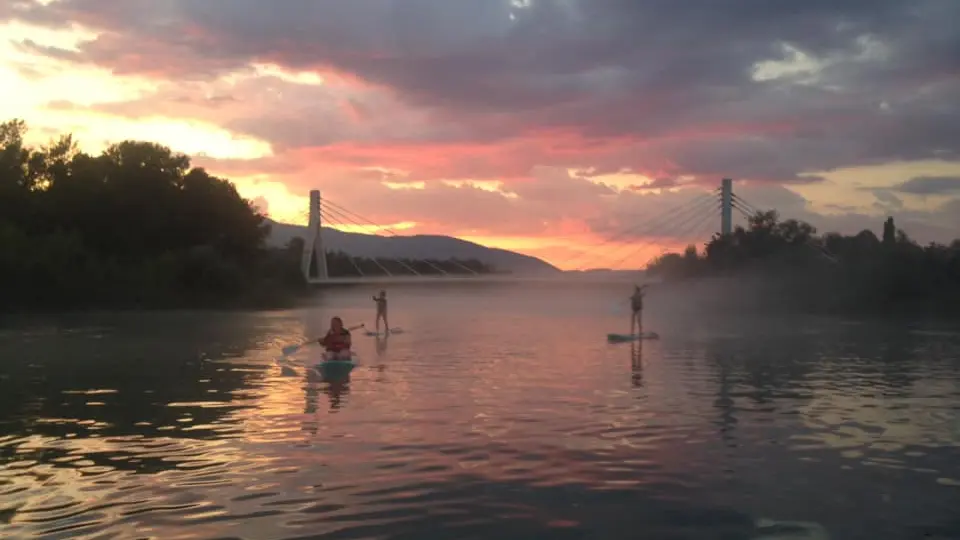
[[0, 119, 497, 312], [4, 118, 959, 317], [647, 211, 960, 317]]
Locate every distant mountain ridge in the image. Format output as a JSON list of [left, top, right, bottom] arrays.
[[264, 219, 560, 275]]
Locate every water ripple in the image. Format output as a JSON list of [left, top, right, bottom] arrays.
[[1, 296, 959, 538]]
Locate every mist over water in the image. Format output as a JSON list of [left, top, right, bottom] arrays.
[[1, 283, 959, 539]]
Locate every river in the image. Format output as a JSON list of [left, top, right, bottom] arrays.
[[1, 283, 959, 539]]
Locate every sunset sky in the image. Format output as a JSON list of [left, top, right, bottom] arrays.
[[2, 0, 959, 269]]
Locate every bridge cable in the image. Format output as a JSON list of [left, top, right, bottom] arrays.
[[580, 194, 720, 270], [343, 250, 367, 277], [556, 190, 719, 270], [322, 198, 473, 275], [321, 207, 397, 276], [607, 202, 721, 271], [322, 205, 426, 276], [319, 205, 425, 276], [322, 198, 479, 276], [728, 200, 838, 264], [560, 190, 718, 270], [643, 202, 727, 266], [583, 194, 721, 271], [730, 199, 756, 223], [607, 205, 719, 272], [731, 194, 761, 215], [319, 207, 398, 276], [322, 198, 469, 275], [296, 208, 368, 277], [318, 208, 396, 276], [730, 194, 764, 231], [290, 209, 370, 277], [315, 208, 375, 277]]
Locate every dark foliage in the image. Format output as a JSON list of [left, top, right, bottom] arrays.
[[0, 119, 308, 310], [0, 119, 494, 311], [646, 209, 960, 316]]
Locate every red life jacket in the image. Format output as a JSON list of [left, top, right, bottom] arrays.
[[323, 328, 351, 351]]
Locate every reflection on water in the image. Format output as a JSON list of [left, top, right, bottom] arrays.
[[376, 334, 390, 357], [1, 287, 959, 539], [630, 341, 643, 388]]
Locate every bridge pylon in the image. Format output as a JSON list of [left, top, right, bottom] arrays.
[[301, 190, 329, 282], [720, 178, 733, 236]]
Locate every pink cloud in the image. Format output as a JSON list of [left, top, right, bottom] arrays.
[[251, 195, 270, 215], [4, 0, 960, 262]]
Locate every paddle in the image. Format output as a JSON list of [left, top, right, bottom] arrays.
[[281, 323, 365, 357]]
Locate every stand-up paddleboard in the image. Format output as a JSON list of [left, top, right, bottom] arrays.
[[364, 328, 404, 337], [607, 332, 659, 343]]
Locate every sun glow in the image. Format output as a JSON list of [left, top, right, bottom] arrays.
[[329, 222, 418, 234], [1, 21, 274, 159]]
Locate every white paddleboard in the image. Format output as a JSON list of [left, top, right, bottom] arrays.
[[607, 332, 659, 342]]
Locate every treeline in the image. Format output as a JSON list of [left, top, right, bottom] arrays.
[[646, 210, 960, 316], [322, 247, 494, 276], [0, 119, 495, 311], [0, 118, 312, 310]]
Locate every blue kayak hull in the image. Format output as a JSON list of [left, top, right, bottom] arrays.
[[315, 359, 357, 375]]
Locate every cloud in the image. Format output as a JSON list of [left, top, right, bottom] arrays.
[[893, 176, 960, 195], [251, 195, 270, 216], [870, 189, 904, 211], [7, 0, 960, 181], [628, 177, 679, 191], [2, 0, 960, 267], [251, 164, 621, 238]]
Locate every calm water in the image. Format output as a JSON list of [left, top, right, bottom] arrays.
[[2, 284, 960, 539]]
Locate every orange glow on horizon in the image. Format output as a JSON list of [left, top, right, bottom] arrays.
[[326, 222, 419, 234], [5, 18, 958, 275]]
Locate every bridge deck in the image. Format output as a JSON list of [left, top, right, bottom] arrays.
[[307, 273, 648, 286]]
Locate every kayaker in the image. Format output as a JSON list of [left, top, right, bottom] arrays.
[[630, 284, 648, 334], [372, 290, 389, 335], [319, 316, 353, 360]]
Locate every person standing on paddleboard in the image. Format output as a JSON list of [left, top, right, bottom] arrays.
[[373, 290, 389, 335], [630, 285, 648, 335], [320, 316, 353, 360]]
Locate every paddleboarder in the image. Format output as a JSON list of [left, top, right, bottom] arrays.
[[373, 290, 389, 335], [630, 285, 648, 335]]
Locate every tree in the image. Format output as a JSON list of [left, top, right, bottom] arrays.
[[645, 208, 960, 317], [0, 119, 501, 310], [0, 119, 289, 309], [882, 216, 896, 246]]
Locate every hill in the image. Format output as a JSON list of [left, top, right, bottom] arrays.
[[265, 219, 560, 275]]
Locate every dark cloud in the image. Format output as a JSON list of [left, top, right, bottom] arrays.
[[893, 176, 960, 195], [823, 203, 860, 213], [4, 0, 960, 230], [628, 178, 679, 191], [871, 189, 904, 210]]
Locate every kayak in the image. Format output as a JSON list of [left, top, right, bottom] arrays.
[[607, 332, 660, 343], [315, 359, 357, 376]]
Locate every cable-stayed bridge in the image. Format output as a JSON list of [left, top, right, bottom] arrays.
[[294, 178, 829, 286]]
